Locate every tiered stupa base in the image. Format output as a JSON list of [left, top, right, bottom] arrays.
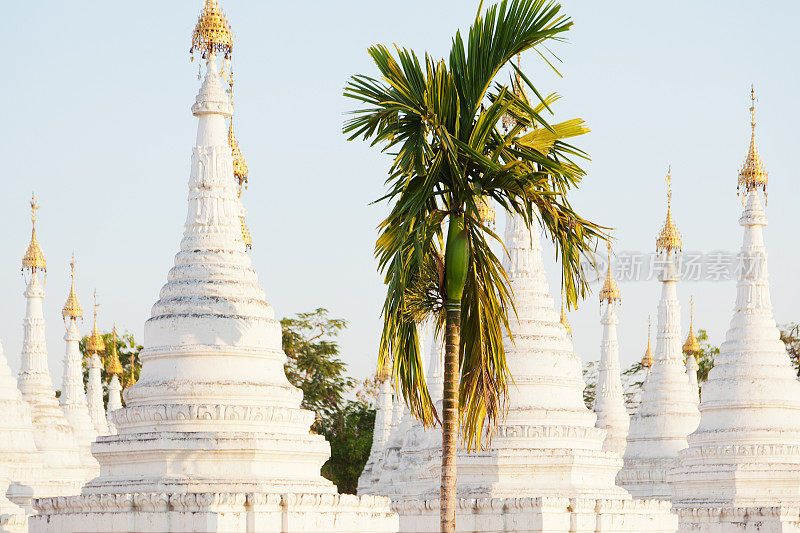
[[395, 497, 677, 533], [32, 492, 396, 533], [675, 506, 800, 533]]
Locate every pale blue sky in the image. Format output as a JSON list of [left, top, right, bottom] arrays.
[[1, 1, 798, 385]]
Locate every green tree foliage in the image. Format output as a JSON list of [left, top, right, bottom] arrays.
[[345, 1, 605, 527], [281, 308, 374, 494], [317, 401, 376, 495], [281, 309, 352, 428], [779, 323, 800, 376], [79, 331, 142, 408]]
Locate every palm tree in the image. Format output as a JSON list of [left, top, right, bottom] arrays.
[[344, 0, 606, 530]]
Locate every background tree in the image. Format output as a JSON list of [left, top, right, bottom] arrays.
[[281, 308, 374, 494], [780, 323, 800, 376], [79, 330, 142, 408], [345, 1, 605, 529]]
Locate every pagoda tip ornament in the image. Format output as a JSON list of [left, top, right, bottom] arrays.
[[641, 315, 653, 369], [190, 0, 233, 60], [737, 85, 768, 202], [86, 290, 105, 354], [61, 254, 83, 322], [682, 296, 701, 357], [656, 167, 682, 253], [599, 241, 621, 306], [22, 193, 47, 274], [105, 326, 123, 376]]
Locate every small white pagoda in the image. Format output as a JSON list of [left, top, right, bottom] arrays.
[[669, 89, 800, 532], [618, 171, 700, 499], [594, 242, 630, 456], [84, 292, 109, 436], [32, 2, 396, 531], [17, 196, 93, 493], [59, 256, 101, 471], [388, 212, 677, 532]]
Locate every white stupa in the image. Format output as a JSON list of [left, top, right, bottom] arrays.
[[618, 171, 700, 499], [0, 338, 68, 512], [32, 3, 396, 531], [594, 242, 630, 456], [17, 196, 91, 493], [84, 293, 109, 436], [104, 327, 124, 435], [682, 299, 701, 405], [59, 256, 101, 473], [669, 89, 800, 531], [392, 212, 677, 532], [357, 364, 394, 494]]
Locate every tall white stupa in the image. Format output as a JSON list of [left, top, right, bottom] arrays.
[[17, 196, 90, 493], [669, 89, 800, 531], [59, 256, 101, 469], [392, 212, 677, 532], [84, 292, 109, 436], [594, 242, 630, 456], [32, 2, 396, 531], [618, 171, 700, 499]]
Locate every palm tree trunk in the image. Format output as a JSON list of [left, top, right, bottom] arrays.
[[441, 214, 468, 533], [441, 304, 460, 533]]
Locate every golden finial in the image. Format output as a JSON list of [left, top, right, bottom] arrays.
[[106, 325, 123, 376], [642, 315, 653, 369], [86, 290, 105, 354], [190, 0, 233, 61], [599, 241, 621, 306], [22, 194, 47, 274], [560, 290, 572, 338], [61, 254, 83, 322], [682, 296, 701, 357], [737, 85, 768, 201], [476, 195, 495, 229], [656, 166, 682, 253]]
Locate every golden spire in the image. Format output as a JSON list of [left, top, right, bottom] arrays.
[[190, 0, 233, 60], [599, 241, 621, 306], [86, 290, 105, 354], [737, 85, 768, 200], [61, 254, 83, 322], [22, 194, 47, 274], [682, 296, 701, 357], [656, 167, 682, 253], [642, 315, 653, 369], [106, 325, 123, 376], [560, 290, 572, 338]]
